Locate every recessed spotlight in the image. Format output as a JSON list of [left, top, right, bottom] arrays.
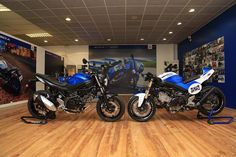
[[163, 38, 167, 41], [74, 39, 79, 42], [169, 31, 173, 34], [44, 40, 48, 43], [140, 38, 144, 41], [177, 22, 182, 25], [65, 17, 71, 22], [107, 38, 111, 41], [189, 8, 195, 13]]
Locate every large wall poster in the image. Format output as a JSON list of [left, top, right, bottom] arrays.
[[45, 51, 64, 78], [184, 36, 225, 83], [89, 45, 156, 94], [0, 33, 36, 105]]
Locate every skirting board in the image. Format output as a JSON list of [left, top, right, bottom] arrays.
[[0, 100, 27, 109]]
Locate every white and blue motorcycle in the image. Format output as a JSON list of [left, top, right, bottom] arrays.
[[128, 67, 225, 122]]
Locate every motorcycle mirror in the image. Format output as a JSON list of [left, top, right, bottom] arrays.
[[82, 58, 88, 64]]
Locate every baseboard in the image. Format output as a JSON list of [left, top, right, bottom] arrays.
[[0, 100, 28, 109]]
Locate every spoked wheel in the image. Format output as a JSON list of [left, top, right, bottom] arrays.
[[27, 91, 56, 119], [96, 96, 125, 122], [128, 96, 156, 122], [198, 87, 225, 116]]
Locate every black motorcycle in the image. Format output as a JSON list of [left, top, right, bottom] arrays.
[[0, 67, 22, 95], [27, 59, 125, 122]]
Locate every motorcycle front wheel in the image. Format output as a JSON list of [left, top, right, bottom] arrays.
[[96, 96, 125, 122], [128, 96, 156, 122], [28, 91, 56, 119]]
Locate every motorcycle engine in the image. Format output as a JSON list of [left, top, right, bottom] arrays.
[[158, 91, 187, 113], [64, 96, 84, 111]]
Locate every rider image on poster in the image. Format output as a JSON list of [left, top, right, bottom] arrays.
[[89, 45, 156, 94], [0, 33, 36, 105]]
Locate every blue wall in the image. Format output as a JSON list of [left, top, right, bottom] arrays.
[[178, 4, 236, 108]]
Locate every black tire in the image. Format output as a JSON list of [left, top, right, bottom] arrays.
[[3, 77, 21, 95], [128, 96, 156, 122], [96, 96, 125, 122], [198, 87, 225, 116], [27, 91, 56, 120]]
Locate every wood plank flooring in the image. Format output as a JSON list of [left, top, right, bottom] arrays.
[[0, 99, 236, 157]]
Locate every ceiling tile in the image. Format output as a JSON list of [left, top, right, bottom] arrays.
[[127, 0, 146, 6], [105, 0, 125, 7], [145, 6, 163, 15], [127, 7, 145, 15], [83, 0, 105, 7], [21, 0, 47, 10], [147, 0, 167, 6], [33, 9, 55, 17], [41, 0, 65, 9], [168, 0, 189, 6], [51, 9, 71, 16], [70, 8, 89, 15], [88, 7, 107, 15], [107, 7, 125, 15], [163, 6, 183, 14], [62, 0, 85, 8]]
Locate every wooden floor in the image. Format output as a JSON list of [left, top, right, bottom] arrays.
[[1, 99, 236, 157]]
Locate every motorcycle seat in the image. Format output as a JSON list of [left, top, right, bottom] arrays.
[[35, 73, 77, 91], [183, 75, 200, 84]]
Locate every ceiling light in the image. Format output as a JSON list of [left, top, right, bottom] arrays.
[[74, 39, 79, 42], [0, 4, 11, 12], [65, 17, 71, 22], [107, 38, 111, 41], [163, 38, 167, 41], [169, 31, 173, 34], [44, 40, 48, 43], [26, 33, 52, 38], [140, 38, 144, 41], [177, 22, 182, 25], [189, 8, 195, 13]]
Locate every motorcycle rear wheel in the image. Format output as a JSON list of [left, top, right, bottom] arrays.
[[198, 87, 225, 116], [28, 91, 56, 119], [96, 96, 125, 122], [128, 96, 156, 122]]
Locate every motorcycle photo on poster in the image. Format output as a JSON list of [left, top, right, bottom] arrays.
[[0, 32, 36, 105], [89, 45, 156, 94]]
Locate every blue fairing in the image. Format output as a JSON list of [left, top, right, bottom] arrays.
[[59, 73, 91, 86], [202, 67, 211, 75], [164, 75, 197, 90]]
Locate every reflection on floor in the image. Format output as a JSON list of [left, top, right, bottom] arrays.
[[0, 100, 236, 157]]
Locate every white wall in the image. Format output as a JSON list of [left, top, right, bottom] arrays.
[[36, 46, 45, 90], [156, 44, 178, 75], [44, 45, 89, 66]]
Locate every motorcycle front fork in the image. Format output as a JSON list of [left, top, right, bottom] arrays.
[[143, 79, 153, 104]]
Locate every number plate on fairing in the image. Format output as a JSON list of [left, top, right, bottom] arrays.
[[188, 83, 202, 95]]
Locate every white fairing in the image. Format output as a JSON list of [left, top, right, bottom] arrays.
[[188, 83, 202, 95], [195, 69, 215, 84], [158, 72, 177, 80], [134, 93, 145, 107]]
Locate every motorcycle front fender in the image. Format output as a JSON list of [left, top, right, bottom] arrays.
[[134, 93, 145, 107]]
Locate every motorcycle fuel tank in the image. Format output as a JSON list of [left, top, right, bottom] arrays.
[[67, 73, 91, 85]]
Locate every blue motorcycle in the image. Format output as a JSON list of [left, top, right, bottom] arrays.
[[27, 59, 125, 122], [128, 67, 225, 122], [89, 55, 144, 88]]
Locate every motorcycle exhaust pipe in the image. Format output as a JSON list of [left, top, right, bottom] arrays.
[[38, 95, 57, 111], [196, 87, 215, 106]]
